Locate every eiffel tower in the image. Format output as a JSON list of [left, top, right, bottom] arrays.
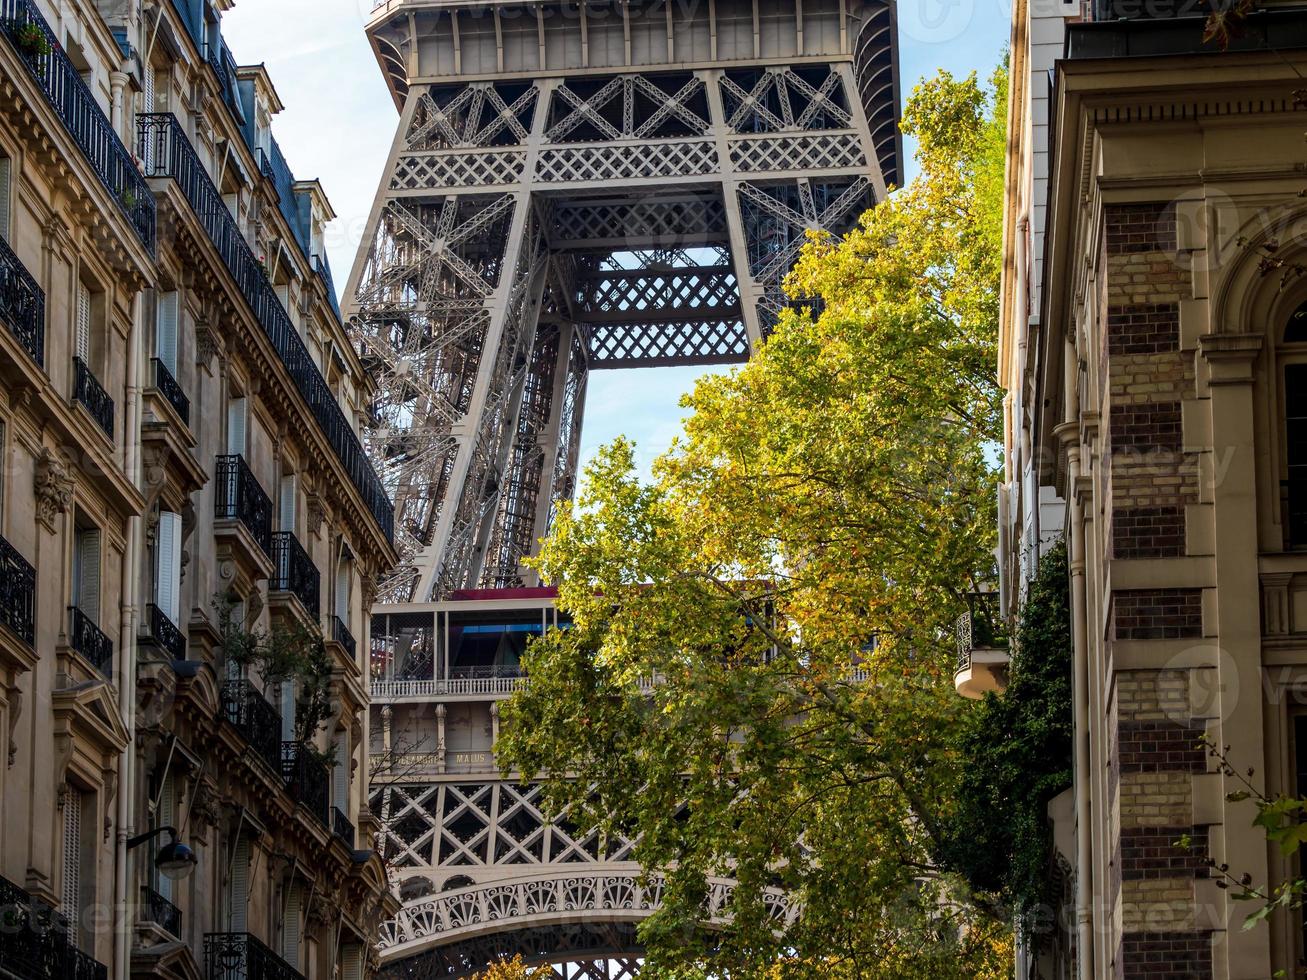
[[346, 0, 899, 974]]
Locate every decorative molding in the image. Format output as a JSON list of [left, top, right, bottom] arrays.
[[34, 447, 74, 533]]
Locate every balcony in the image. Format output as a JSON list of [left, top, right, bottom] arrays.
[[203, 933, 303, 980], [0, 873, 108, 980], [143, 603, 186, 660], [281, 741, 329, 827], [220, 680, 283, 776], [953, 592, 1010, 699], [140, 885, 182, 939], [332, 806, 355, 847], [0, 232, 44, 369], [149, 357, 190, 426], [73, 357, 114, 439], [270, 532, 320, 620], [0, 533, 36, 648], [136, 113, 393, 544], [69, 606, 113, 677], [330, 615, 356, 658], [214, 454, 273, 572], [0, 0, 154, 251]]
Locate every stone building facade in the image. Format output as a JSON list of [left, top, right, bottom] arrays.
[[1001, 3, 1307, 978], [0, 1, 397, 978]]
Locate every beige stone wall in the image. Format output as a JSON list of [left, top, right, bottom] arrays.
[[0, 0, 396, 976]]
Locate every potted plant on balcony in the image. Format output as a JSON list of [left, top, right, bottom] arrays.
[[10, 21, 51, 59]]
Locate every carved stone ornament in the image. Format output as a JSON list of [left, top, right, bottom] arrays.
[[195, 318, 222, 368], [34, 448, 74, 533], [305, 492, 327, 535]]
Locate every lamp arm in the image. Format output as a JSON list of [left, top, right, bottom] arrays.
[[126, 825, 176, 850]]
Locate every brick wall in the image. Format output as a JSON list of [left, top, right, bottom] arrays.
[[1102, 202, 1198, 562], [1107, 660, 1213, 975], [1111, 589, 1203, 640]]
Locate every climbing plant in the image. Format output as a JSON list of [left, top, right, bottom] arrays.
[[940, 541, 1073, 926], [214, 593, 335, 752]]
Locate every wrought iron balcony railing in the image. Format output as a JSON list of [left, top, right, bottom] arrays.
[[0, 0, 154, 251], [282, 740, 330, 819], [214, 454, 273, 559], [271, 532, 320, 618], [203, 932, 303, 980], [73, 357, 114, 439], [140, 885, 182, 938], [0, 232, 44, 368], [0, 532, 35, 647], [330, 615, 356, 658], [955, 591, 1008, 674], [332, 806, 355, 847], [136, 113, 393, 544], [69, 606, 113, 676], [281, 741, 330, 827], [145, 603, 186, 660], [150, 357, 190, 426], [220, 680, 283, 776], [0, 874, 107, 980]]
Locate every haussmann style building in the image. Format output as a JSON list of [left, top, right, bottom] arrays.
[[0, 0, 400, 978]]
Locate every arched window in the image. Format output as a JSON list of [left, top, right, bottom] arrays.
[[1284, 302, 1307, 546]]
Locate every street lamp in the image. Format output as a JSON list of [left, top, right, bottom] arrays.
[[126, 826, 197, 880]]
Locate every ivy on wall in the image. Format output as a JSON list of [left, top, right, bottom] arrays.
[[941, 540, 1074, 922]]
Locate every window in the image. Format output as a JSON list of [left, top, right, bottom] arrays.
[[62, 787, 90, 948], [154, 510, 182, 626], [155, 291, 179, 376], [143, 61, 156, 114], [333, 729, 349, 813], [334, 549, 352, 625], [225, 598, 246, 683], [280, 680, 295, 741], [73, 523, 101, 623], [1286, 346, 1307, 548], [279, 473, 296, 534], [225, 835, 250, 932], [226, 395, 247, 456], [153, 770, 177, 903], [0, 152, 11, 242], [75, 280, 92, 364], [281, 881, 303, 967]]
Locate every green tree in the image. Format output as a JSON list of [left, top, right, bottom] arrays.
[[942, 541, 1073, 923], [497, 67, 1009, 977]]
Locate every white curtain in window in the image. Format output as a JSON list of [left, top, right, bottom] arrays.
[[226, 397, 247, 455], [75, 281, 91, 363]]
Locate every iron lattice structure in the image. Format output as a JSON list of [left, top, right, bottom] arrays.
[[347, 0, 900, 604], [350, 0, 899, 972]]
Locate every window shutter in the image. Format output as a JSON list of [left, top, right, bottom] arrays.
[[226, 397, 246, 455], [228, 837, 249, 933], [156, 773, 176, 902], [0, 156, 11, 242], [155, 511, 182, 624], [62, 790, 82, 945], [144, 63, 155, 113], [155, 291, 178, 374], [341, 945, 364, 980], [279, 475, 296, 533], [77, 529, 101, 623], [75, 281, 91, 363], [282, 882, 302, 967]]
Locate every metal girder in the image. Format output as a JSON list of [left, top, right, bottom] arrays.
[[346, 63, 883, 595]]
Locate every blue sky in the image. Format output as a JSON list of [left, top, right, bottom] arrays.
[[222, 0, 1010, 481]]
